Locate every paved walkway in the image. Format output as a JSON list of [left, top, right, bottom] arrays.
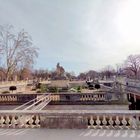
[[0, 129, 139, 140], [45, 105, 128, 110], [0, 105, 128, 110]]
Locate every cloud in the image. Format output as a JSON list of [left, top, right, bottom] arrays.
[[0, 0, 140, 73]]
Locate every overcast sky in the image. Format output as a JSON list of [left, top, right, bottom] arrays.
[[0, 0, 140, 74]]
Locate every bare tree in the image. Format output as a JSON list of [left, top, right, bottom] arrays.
[[77, 72, 87, 80], [100, 65, 115, 79], [32, 69, 49, 80], [18, 67, 33, 80], [0, 25, 38, 81], [115, 63, 125, 76], [124, 54, 140, 79]]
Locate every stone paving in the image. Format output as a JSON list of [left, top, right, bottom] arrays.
[[44, 105, 128, 110], [0, 129, 139, 140], [0, 105, 128, 110]]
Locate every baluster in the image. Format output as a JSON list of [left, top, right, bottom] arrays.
[[55, 95, 57, 101], [5, 115, 10, 127], [55, 96, 57, 101], [87, 95, 89, 101], [58, 95, 60, 101], [25, 115, 31, 128], [83, 95, 85, 101], [56, 95, 58, 101], [9, 96, 12, 101], [85, 95, 87, 101], [115, 116, 120, 128], [35, 115, 40, 127], [91, 95, 94, 100], [128, 116, 133, 129], [96, 116, 101, 128], [81, 95, 83, 101], [17, 115, 22, 128], [94, 96, 96, 101], [7, 96, 9, 101], [89, 116, 94, 128], [102, 115, 107, 128], [109, 116, 114, 128], [122, 115, 127, 129], [129, 116, 137, 129], [17, 115, 25, 128], [89, 95, 91, 101], [84, 95, 86, 101], [93, 95, 95, 101], [101, 94, 103, 100], [0, 116, 5, 127], [29, 116, 34, 128], [52, 96, 54, 101], [4, 96, 6, 101], [102, 94, 105, 100], [11, 116, 17, 128]]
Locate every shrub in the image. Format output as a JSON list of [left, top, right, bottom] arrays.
[[9, 86, 17, 92], [36, 83, 41, 89], [31, 88, 36, 91], [48, 87, 58, 93], [95, 84, 100, 89], [36, 90, 41, 93], [2, 91, 10, 94], [40, 84, 47, 93], [77, 86, 81, 92], [27, 83, 33, 86]]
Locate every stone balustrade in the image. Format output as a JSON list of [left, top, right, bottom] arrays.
[[0, 110, 139, 129], [80, 94, 105, 101], [0, 92, 122, 105], [87, 112, 140, 129], [0, 111, 40, 128]]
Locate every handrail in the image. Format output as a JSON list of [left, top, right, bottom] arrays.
[[14, 94, 51, 110]]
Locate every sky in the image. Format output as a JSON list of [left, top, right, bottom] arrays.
[[0, 0, 140, 74]]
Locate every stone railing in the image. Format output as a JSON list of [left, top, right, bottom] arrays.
[[87, 111, 140, 129], [0, 110, 139, 129], [0, 92, 123, 105], [0, 110, 40, 128], [80, 93, 106, 101]]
